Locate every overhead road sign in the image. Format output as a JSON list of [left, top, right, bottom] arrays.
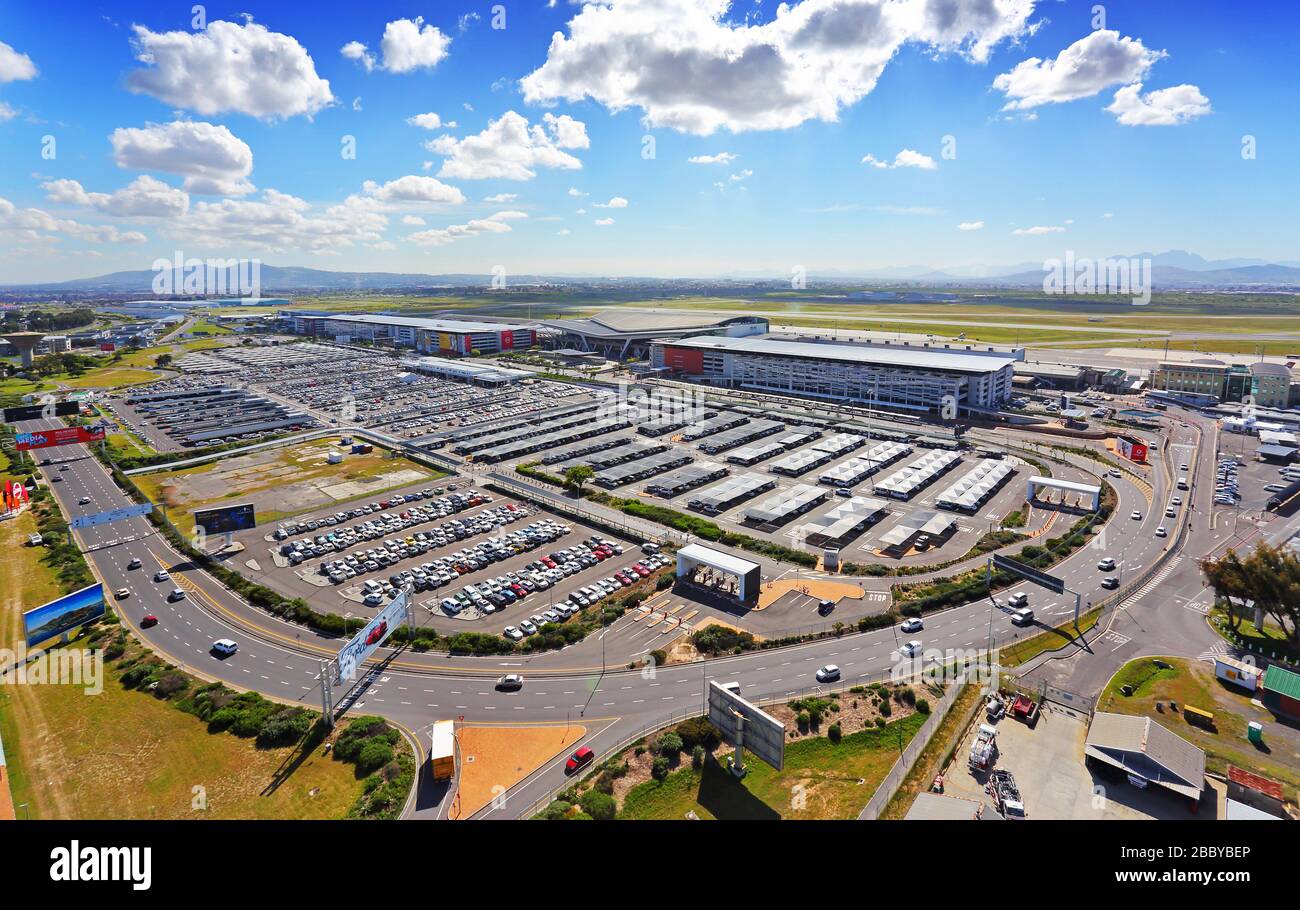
[[991, 553, 1065, 594], [70, 502, 153, 530], [4, 400, 79, 424], [15, 426, 105, 451]]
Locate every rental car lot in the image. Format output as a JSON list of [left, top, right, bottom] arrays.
[[229, 482, 662, 635]]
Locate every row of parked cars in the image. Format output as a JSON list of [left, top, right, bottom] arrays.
[[441, 535, 628, 619], [1215, 457, 1239, 505], [277, 490, 493, 567], [313, 503, 529, 588], [274, 485, 471, 541], [499, 547, 671, 641], [358, 518, 572, 605]]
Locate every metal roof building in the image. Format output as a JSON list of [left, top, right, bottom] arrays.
[[1084, 713, 1206, 802], [546, 311, 769, 359], [288, 312, 536, 356], [652, 335, 1017, 413]]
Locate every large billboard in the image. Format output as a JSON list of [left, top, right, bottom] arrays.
[[192, 502, 256, 534], [23, 583, 106, 648], [14, 425, 105, 451], [707, 681, 785, 771], [1115, 435, 1149, 464], [335, 590, 408, 683], [4, 400, 80, 424]]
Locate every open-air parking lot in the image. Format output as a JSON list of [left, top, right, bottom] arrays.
[[227, 480, 673, 639]]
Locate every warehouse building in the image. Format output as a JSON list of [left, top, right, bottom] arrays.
[[651, 336, 1016, 414], [545, 311, 769, 360], [287, 313, 536, 356], [1084, 713, 1206, 805]]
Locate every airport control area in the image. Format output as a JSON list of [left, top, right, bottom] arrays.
[[3, 9, 1300, 886]]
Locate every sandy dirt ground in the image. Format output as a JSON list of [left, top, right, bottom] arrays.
[[455, 723, 587, 818], [758, 578, 864, 609]]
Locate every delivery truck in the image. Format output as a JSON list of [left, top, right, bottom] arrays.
[[429, 719, 456, 780]]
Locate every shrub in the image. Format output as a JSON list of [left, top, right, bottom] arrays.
[[651, 756, 670, 782], [878, 700, 892, 717], [828, 723, 842, 743], [675, 716, 722, 751], [579, 790, 617, 821], [916, 698, 931, 714], [796, 711, 811, 733], [657, 732, 684, 757], [536, 800, 573, 820], [357, 739, 396, 774], [691, 745, 706, 769], [256, 708, 313, 747]]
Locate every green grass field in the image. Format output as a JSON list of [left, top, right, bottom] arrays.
[[0, 512, 369, 819], [618, 710, 928, 820]]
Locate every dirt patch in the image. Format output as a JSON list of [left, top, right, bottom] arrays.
[[456, 723, 586, 818], [758, 578, 864, 609], [764, 681, 936, 741], [665, 616, 759, 665]]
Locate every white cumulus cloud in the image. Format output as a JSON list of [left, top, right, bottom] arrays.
[[43, 175, 190, 218], [957, 220, 984, 231], [521, 0, 1039, 134], [862, 148, 937, 170], [0, 40, 37, 82], [408, 210, 527, 246], [1011, 224, 1064, 235], [109, 120, 256, 196], [361, 175, 466, 205], [688, 152, 738, 165], [1105, 83, 1211, 126], [126, 20, 333, 119], [347, 18, 451, 74], [993, 30, 1163, 110], [427, 110, 587, 180]]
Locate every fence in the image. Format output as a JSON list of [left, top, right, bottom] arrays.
[[857, 672, 976, 819]]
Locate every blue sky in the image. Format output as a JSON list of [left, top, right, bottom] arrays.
[[0, 1, 1295, 282]]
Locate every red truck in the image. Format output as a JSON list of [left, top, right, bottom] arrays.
[[1011, 694, 1040, 727]]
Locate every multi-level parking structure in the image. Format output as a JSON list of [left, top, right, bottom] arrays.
[[644, 461, 729, 498], [687, 471, 778, 514], [593, 449, 695, 488], [817, 440, 913, 487], [874, 449, 965, 500]]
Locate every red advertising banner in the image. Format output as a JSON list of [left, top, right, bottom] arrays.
[[1115, 435, 1148, 463], [99, 342, 116, 352], [14, 425, 106, 451], [501, 330, 514, 350]]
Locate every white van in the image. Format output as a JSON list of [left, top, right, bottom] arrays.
[[1007, 592, 1030, 608], [1011, 607, 1034, 626], [1176, 476, 1189, 490]]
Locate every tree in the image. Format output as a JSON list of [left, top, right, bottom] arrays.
[[1201, 542, 1300, 644], [578, 789, 617, 821], [564, 464, 595, 495], [154, 353, 173, 368]]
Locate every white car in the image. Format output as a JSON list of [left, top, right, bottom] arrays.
[[1155, 526, 1168, 538], [900, 617, 923, 633], [114, 588, 130, 600], [78, 496, 92, 505], [211, 639, 238, 656], [815, 664, 840, 682], [1097, 557, 1116, 571], [1130, 510, 1143, 520], [503, 626, 524, 641], [154, 569, 170, 582], [900, 640, 922, 658]]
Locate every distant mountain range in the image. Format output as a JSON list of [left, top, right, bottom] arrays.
[[3, 250, 1300, 294]]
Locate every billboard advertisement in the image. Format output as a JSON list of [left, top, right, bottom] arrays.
[[707, 681, 785, 771], [23, 583, 106, 648], [4, 400, 80, 424], [99, 342, 116, 352], [335, 590, 408, 683], [14, 425, 105, 451], [192, 502, 256, 534], [1115, 435, 1149, 464], [501, 330, 514, 350]]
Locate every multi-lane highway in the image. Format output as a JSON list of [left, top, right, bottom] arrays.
[[19, 409, 1196, 817]]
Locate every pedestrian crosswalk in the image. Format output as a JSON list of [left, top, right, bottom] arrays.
[[1197, 641, 1230, 661], [1120, 558, 1179, 607]]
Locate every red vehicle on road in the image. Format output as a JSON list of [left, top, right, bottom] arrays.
[[565, 746, 595, 775], [140, 614, 158, 628]]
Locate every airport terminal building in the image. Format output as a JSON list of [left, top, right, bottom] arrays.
[[545, 311, 768, 360], [650, 336, 1017, 413], [286, 313, 536, 356]]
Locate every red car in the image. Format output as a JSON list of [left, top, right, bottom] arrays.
[[565, 746, 595, 775], [140, 614, 158, 628], [542, 557, 557, 568], [365, 621, 388, 646], [633, 564, 650, 577]]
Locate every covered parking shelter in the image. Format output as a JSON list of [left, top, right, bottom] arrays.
[[1084, 713, 1206, 806], [676, 544, 762, 605], [1027, 476, 1101, 511]]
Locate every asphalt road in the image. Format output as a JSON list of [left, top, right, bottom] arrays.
[[20, 410, 1188, 818]]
